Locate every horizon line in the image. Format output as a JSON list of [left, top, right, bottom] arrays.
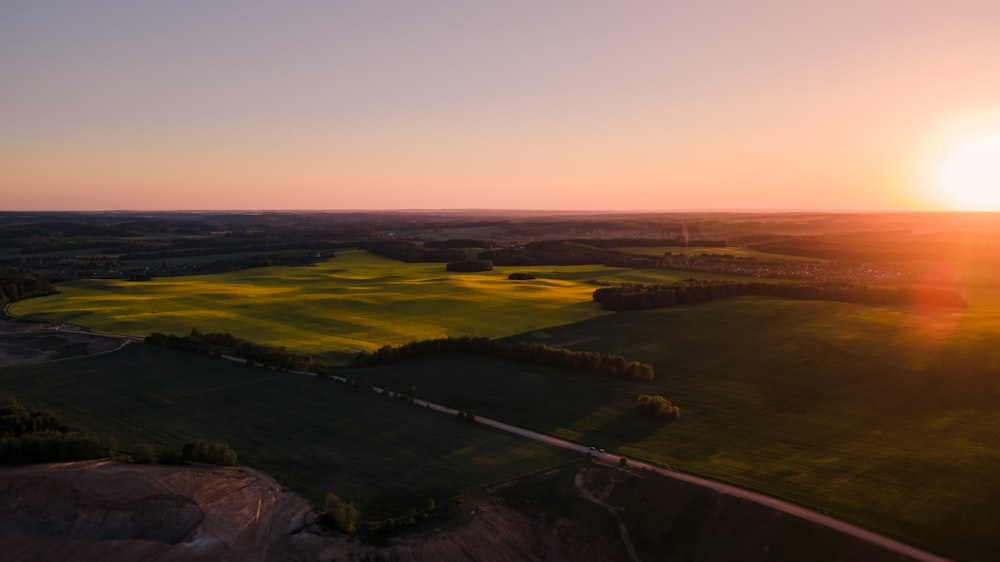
[[3, 207, 991, 215]]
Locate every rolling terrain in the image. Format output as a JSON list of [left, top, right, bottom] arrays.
[[4, 211, 1000, 560]]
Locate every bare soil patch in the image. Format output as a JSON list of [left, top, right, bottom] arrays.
[[0, 461, 633, 562], [0, 320, 136, 367], [0, 461, 314, 562]]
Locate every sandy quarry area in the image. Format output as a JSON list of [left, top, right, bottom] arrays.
[[0, 319, 136, 367]]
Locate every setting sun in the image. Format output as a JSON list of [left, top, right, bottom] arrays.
[[933, 134, 1000, 211]]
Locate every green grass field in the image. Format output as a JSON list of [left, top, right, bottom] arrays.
[[0, 344, 577, 517], [8, 250, 720, 362], [350, 295, 1000, 561]]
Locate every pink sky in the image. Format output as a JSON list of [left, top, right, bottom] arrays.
[[3, 1, 1000, 211]]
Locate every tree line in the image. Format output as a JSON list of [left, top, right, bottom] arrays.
[[352, 336, 655, 382], [145, 329, 320, 373], [592, 280, 967, 310], [0, 397, 115, 463]]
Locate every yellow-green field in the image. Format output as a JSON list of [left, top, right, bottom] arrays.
[[9, 250, 711, 362]]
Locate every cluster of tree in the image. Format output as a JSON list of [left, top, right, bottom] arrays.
[[446, 259, 494, 272], [0, 269, 57, 304], [592, 280, 967, 310], [145, 329, 320, 372], [363, 241, 466, 263], [352, 336, 655, 382], [508, 272, 536, 280], [320, 492, 362, 535], [423, 238, 496, 249], [0, 398, 115, 463], [182, 439, 238, 466], [634, 394, 681, 420], [318, 492, 444, 536]]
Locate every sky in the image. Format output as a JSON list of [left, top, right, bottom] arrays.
[[2, 1, 1000, 212]]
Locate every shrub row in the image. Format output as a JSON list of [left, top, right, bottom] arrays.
[[352, 336, 655, 382], [145, 329, 320, 372]]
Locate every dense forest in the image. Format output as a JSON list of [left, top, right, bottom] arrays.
[[0, 269, 57, 304], [592, 280, 967, 310]]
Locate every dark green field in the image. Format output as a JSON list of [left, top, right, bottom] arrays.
[[0, 344, 577, 518], [351, 296, 1000, 561]]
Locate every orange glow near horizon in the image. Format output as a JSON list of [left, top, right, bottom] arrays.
[[4, 3, 1000, 212]]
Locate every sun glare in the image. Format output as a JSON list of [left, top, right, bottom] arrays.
[[933, 134, 1000, 211]]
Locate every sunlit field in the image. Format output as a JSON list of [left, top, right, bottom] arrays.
[[12, 250, 695, 362]]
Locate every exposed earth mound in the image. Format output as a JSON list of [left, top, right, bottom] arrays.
[[0, 461, 924, 562], [0, 461, 313, 562], [0, 320, 135, 367], [0, 461, 631, 562]]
